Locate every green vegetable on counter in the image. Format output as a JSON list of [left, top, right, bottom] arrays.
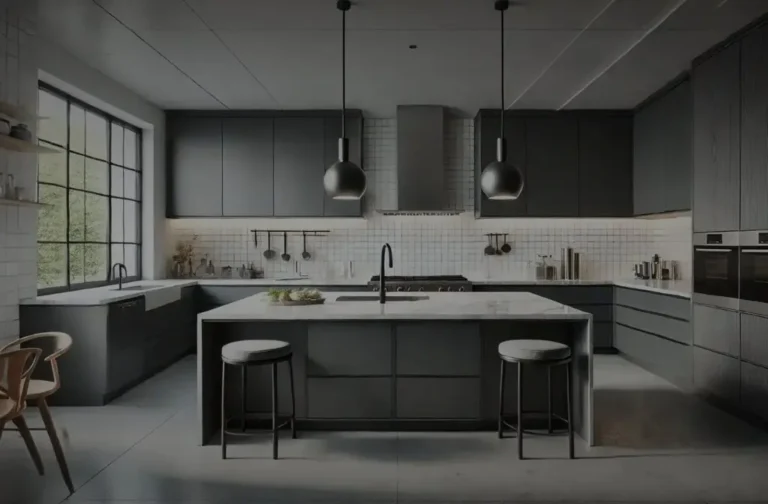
[[268, 288, 324, 302]]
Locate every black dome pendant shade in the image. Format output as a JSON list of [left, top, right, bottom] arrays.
[[480, 0, 524, 201], [324, 0, 366, 200]]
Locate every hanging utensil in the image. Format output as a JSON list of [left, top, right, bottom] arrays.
[[501, 234, 512, 254], [484, 235, 496, 256], [302, 232, 311, 260], [495, 235, 502, 255], [263, 232, 276, 260], [281, 232, 291, 262]]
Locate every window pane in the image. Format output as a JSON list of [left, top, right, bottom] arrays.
[[111, 244, 124, 267], [70, 105, 85, 154], [38, 90, 67, 145], [111, 198, 123, 242], [69, 244, 85, 284], [38, 244, 66, 289], [110, 165, 123, 197], [84, 244, 107, 282], [85, 158, 108, 194], [124, 200, 138, 243], [38, 184, 66, 241], [38, 144, 66, 185], [111, 123, 123, 165], [68, 190, 85, 241], [86, 111, 108, 160], [85, 193, 108, 242], [124, 129, 137, 169], [69, 153, 85, 190], [125, 244, 138, 277], [124, 169, 138, 200]]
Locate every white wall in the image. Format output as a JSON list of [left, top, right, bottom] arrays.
[[168, 118, 693, 282], [36, 35, 166, 279]]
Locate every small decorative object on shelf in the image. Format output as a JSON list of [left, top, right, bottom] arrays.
[[171, 235, 198, 278], [10, 124, 31, 141], [267, 288, 325, 306]]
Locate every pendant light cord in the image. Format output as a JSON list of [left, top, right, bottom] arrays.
[[499, 3, 504, 137], [341, 6, 346, 139]]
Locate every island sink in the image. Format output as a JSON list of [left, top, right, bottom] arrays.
[[336, 295, 429, 302]]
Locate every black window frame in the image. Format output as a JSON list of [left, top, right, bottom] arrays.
[[37, 81, 142, 294]]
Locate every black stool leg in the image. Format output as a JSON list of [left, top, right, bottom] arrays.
[[566, 361, 574, 459], [241, 366, 247, 432], [498, 359, 506, 439], [288, 357, 297, 439], [517, 361, 523, 460], [272, 362, 279, 460], [221, 362, 227, 460], [547, 366, 553, 434]]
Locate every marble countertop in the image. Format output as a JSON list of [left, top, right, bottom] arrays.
[[22, 276, 690, 306], [199, 291, 592, 322]]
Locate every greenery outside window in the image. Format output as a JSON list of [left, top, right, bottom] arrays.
[[37, 83, 142, 293]]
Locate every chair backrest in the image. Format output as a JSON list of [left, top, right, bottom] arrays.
[[0, 332, 73, 390], [0, 347, 41, 421]]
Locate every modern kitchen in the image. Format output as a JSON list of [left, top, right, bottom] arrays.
[[2, 0, 768, 503]]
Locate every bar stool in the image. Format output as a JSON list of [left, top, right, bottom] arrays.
[[497, 339, 574, 460], [221, 340, 296, 460]]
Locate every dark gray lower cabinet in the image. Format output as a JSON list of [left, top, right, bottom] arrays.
[[693, 346, 740, 405], [614, 324, 692, 390], [107, 297, 145, 397], [396, 378, 480, 419], [741, 312, 768, 368], [307, 378, 392, 419], [396, 323, 480, 376], [614, 306, 691, 345], [741, 362, 768, 421], [693, 304, 740, 357], [307, 323, 392, 376]]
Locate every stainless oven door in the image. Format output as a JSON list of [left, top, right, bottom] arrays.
[[740, 231, 768, 315], [693, 232, 739, 309]]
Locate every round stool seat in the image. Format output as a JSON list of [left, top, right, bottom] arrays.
[[222, 340, 291, 364], [498, 339, 571, 362]]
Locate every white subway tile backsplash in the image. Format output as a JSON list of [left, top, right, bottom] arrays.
[[168, 118, 692, 281]]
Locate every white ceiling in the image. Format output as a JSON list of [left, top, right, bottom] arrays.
[[36, 0, 768, 116]]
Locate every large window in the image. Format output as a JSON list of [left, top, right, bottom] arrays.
[[37, 83, 141, 293]]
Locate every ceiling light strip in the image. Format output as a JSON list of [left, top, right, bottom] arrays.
[[557, 0, 688, 110], [506, 0, 617, 110]]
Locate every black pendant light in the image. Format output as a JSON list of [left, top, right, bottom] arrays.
[[324, 0, 366, 200], [480, 0, 524, 201]]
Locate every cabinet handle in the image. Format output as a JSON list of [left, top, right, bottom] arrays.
[[120, 301, 139, 309]]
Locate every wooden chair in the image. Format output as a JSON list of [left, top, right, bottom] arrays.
[[0, 333, 74, 493], [0, 347, 45, 477]]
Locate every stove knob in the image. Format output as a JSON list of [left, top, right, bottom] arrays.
[[372, 287, 379, 292], [446, 286, 453, 292], [418, 287, 425, 292], [396, 286, 404, 292], [383, 287, 388, 292], [438, 287, 445, 292], [458, 287, 465, 292], [406, 286, 412, 292]]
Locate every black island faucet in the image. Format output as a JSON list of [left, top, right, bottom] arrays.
[[380, 243, 393, 304], [111, 262, 128, 290]]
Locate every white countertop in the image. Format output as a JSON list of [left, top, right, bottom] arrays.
[[21, 276, 690, 306], [199, 291, 592, 322]]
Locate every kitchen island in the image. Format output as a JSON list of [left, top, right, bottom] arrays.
[[198, 291, 594, 446]]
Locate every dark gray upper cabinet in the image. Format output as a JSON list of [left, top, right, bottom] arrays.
[[525, 116, 579, 217], [474, 112, 527, 218], [633, 80, 691, 216], [273, 118, 326, 217], [222, 118, 274, 217], [580, 115, 633, 217], [323, 116, 363, 217], [740, 24, 768, 230], [693, 43, 741, 232], [168, 118, 223, 217]]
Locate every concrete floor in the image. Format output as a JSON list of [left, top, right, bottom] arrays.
[[2, 355, 768, 504]]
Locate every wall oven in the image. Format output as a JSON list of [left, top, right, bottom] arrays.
[[693, 232, 739, 310], [740, 231, 768, 316]]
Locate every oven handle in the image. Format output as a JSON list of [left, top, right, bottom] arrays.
[[694, 248, 733, 253], [741, 249, 768, 254]]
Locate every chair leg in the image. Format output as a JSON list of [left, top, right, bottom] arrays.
[[517, 362, 523, 460], [241, 366, 247, 432], [497, 359, 506, 439], [0, 420, 5, 441], [38, 398, 75, 494], [221, 362, 227, 460], [272, 362, 279, 460], [13, 415, 44, 475], [566, 361, 574, 460], [288, 357, 297, 439], [547, 366, 553, 434]]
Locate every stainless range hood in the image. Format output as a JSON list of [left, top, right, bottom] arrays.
[[377, 105, 461, 215]]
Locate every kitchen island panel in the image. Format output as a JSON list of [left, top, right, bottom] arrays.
[[396, 323, 480, 376], [308, 323, 392, 376]]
